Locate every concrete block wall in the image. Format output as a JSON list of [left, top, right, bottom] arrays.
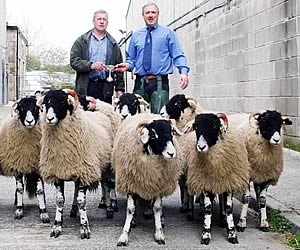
[[0, 0, 7, 104], [125, 0, 300, 140]]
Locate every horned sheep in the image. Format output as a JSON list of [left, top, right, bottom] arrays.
[[184, 113, 250, 245], [228, 110, 293, 232], [39, 89, 112, 239], [113, 113, 184, 246], [0, 97, 50, 223]]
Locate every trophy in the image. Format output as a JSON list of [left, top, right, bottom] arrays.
[[105, 65, 115, 82]]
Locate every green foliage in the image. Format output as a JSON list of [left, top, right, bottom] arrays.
[[26, 54, 41, 71], [289, 231, 300, 249], [267, 208, 291, 233], [49, 81, 75, 90], [284, 138, 300, 153]]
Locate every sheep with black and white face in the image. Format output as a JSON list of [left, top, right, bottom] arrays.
[[232, 110, 293, 232], [113, 113, 184, 246], [0, 97, 50, 223], [39, 89, 112, 239], [184, 113, 250, 245]]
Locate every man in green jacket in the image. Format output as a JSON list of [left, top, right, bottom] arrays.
[[70, 9, 124, 103]]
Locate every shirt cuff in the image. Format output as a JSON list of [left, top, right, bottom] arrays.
[[180, 68, 189, 75]]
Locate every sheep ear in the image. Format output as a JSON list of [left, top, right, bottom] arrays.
[[160, 106, 169, 118], [283, 118, 292, 125], [135, 94, 150, 110], [140, 127, 150, 144]]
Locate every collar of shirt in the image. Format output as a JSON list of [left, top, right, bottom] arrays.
[[91, 31, 107, 41]]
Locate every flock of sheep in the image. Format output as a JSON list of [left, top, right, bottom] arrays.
[[0, 89, 292, 246]]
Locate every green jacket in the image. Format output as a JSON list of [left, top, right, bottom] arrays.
[[70, 30, 125, 96]]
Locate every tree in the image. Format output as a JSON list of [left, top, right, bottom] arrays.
[[26, 53, 41, 71]]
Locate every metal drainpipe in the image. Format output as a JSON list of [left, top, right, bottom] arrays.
[[16, 29, 19, 100]]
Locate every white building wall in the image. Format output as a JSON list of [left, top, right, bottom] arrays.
[[125, 0, 300, 140]]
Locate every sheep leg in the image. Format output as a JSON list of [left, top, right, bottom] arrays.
[[70, 180, 79, 217], [224, 192, 238, 244], [237, 184, 251, 232], [50, 180, 65, 238], [36, 177, 50, 223], [14, 174, 24, 219], [117, 193, 135, 246], [98, 180, 107, 209], [218, 193, 228, 228], [254, 182, 270, 231], [153, 196, 165, 244], [186, 194, 194, 221], [131, 194, 138, 228], [201, 193, 213, 245], [179, 174, 188, 213], [78, 185, 90, 239]]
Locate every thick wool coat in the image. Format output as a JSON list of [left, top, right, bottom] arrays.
[[0, 118, 41, 176], [242, 127, 283, 184], [39, 110, 112, 186], [113, 113, 184, 200], [186, 129, 250, 194]]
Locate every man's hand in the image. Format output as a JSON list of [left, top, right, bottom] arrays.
[[115, 63, 129, 72], [180, 74, 189, 90], [91, 62, 105, 71], [116, 91, 124, 97]]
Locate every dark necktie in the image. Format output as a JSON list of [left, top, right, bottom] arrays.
[[143, 26, 154, 73]]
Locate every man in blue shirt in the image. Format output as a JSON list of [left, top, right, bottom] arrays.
[[116, 3, 190, 113], [70, 10, 125, 104]]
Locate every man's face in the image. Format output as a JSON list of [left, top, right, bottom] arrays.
[[93, 13, 108, 33], [143, 5, 159, 27]]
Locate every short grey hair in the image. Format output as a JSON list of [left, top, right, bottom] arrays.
[[93, 10, 108, 20], [142, 2, 159, 15]]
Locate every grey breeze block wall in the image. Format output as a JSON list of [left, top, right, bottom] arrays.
[[126, 0, 300, 140]]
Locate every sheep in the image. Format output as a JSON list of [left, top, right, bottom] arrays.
[[160, 94, 204, 213], [0, 97, 50, 223], [77, 95, 122, 218], [160, 94, 203, 130], [39, 89, 112, 239], [230, 110, 293, 232], [113, 113, 184, 246], [112, 93, 150, 120], [184, 113, 250, 245]]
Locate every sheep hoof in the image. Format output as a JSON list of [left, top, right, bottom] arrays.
[[201, 237, 210, 245], [14, 208, 23, 220], [111, 200, 119, 212], [50, 225, 62, 238], [186, 211, 194, 221], [236, 225, 246, 232], [228, 236, 239, 244], [155, 229, 165, 245], [106, 207, 114, 219], [69, 205, 78, 217], [98, 199, 107, 209], [80, 224, 91, 239], [117, 233, 129, 246], [259, 226, 269, 232], [40, 212, 50, 223]]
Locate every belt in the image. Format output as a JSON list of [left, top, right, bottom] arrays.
[[136, 74, 168, 80]]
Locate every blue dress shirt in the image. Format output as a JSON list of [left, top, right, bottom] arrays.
[[89, 32, 107, 79], [126, 24, 190, 76]]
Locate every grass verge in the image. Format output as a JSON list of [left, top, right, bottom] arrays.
[[268, 208, 300, 249]]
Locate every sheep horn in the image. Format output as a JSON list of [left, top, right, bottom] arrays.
[[217, 113, 228, 131], [63, 89, 79, 110], [249, 112, 261, 128], [135, 94, 150, 110], [169, 119, 183, 136], [186, 96, 198, 109]]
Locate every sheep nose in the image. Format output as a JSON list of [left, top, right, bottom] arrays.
[[26, 119, 33, 124], [47, 117, 54, 122], [167, 152, 174, 157], [122, 114, 128, 119], [197, 144, 207, 151]]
